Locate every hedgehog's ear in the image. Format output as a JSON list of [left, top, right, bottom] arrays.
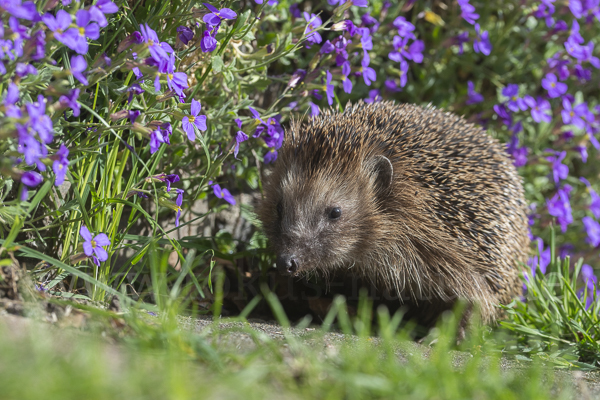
[[369, 155, 393, 193]]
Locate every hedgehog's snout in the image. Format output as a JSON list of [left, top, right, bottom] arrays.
[[276, 253, 299, 275]]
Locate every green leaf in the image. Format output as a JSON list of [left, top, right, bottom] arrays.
[[212, 55, 224, 72]]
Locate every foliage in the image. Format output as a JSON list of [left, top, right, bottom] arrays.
[[0, 293, 575, 400], [501, 228, 600, 367]]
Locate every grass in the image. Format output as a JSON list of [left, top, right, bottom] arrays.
[[500, 229, 600, 368], [0, 299, 577, 400]]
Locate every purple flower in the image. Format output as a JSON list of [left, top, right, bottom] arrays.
[[565, 35, 585, 60], [547, 185, 573, 232], [494, 103, 512, 126], [384, 79, 401, 92], [157, 54, 189, 98], [362, 61, 376, 86], [290, 3, 301, 18], [42, 10, 72, 44], [361, 13, 380, 33], [325, 70, 334, 105], [3, 82, 20, 106], [334, 36, 349, 65], [341, 62, 352, 94], [580, 41, 600, 68], [177, 26, 194, 45], [581, 264, 598, 290], [542, 73, 567, 98], [506, 134, 528, 167], [127, 84, 144, 103], [473, 23, 492, 55], [128, 110, 140, 124], [151, 173, 180, 191], [583, 216, 600, 247], [182, 99, 207, 140], [200, 29, 218, 52], [139, 23, 172, 63], [89, 0, 119, 27], [32, 23, 50, 57], [4, 0, 40, 20], [62, 10, 100, 54], [359, 27, 373, 52], [575, 65, 592, 82], [117, 31, 143, 52], [80, 226, 111, 265], [164, 174, 180, 191], [15, 63, 37, 78], [561, 98, 586, 129], [398, 59, 409, 88], [546, 150, 568, 184], [502, 84, 527, 112], [569, 0, 584, 18], [262, 116, 284, 150], [248, 107, 265, 132], [264, 149, 278, 164], [454, 31, 469, 54], [149, 129, 165, 154], [17, 125, 46, 171], [234, 118, 248, 158], [26, 95, 53, 144], [576, 145, 588, 163], [331, 20, 358, 36], [466, 81, 483, 104], [458, 0, 479, 24], [525, 96, 552, 123], [52, 144, 69, 186], [393, 16, 415, 38], [21, 171, 44, 187], [534, 0, 555, 26], [527, 238, 551, 276], [213, 184, 236, 205], [174, 189, 184, 227], [20, 171, 43, 201], [303, 12, 322, 46], [320, 40, 335, 54], [203, 3, 237, 27], [59, 88, 81, 117], [364, 89, 381, 103], [309, 102, 320, 116], [71, 55, 88, 85], [7, 17, 28, 58], [581, 177, 600, 219]]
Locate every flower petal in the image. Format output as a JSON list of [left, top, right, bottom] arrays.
[[191, 99, 201, 116], [195, 115, 207, 131], [76, 9, 91, 27], [203, 2, 219, 13], [80, 225, 93, 241], [83, 241, 94, 256], [219, 8, 237, 19], [94, 233, 111, 247], [94, 246, 108, 262]]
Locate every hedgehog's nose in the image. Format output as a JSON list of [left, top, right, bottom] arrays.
[[276, 254, 299, 275]]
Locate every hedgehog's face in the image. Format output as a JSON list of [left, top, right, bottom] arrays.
[[260, 155, 393, 277]]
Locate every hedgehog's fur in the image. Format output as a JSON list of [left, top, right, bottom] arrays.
[[258, 101, 530, 326]]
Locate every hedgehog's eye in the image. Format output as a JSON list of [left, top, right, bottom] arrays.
[[276, 201, 283, 219], [328, 207, 342, 220]]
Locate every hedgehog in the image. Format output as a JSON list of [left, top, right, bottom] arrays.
[[257, 101, 530, 330]]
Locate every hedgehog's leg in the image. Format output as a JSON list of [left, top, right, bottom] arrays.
[[456, 303, 473, 343]]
